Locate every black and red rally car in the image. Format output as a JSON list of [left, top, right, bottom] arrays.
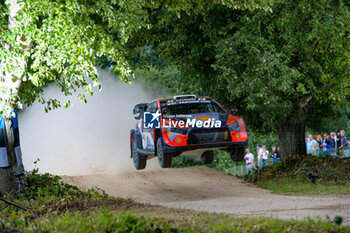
[[130, 95, 248, 170]]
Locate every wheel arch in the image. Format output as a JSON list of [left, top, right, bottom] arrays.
[[154, 129, 162, 155], [130, 129, 142, 158]]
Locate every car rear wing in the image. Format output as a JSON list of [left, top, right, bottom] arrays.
[[173, 94, 196, 100], [133, 103, 148, 120]]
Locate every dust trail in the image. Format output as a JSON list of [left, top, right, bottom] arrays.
[[18, 68, 165, 175]]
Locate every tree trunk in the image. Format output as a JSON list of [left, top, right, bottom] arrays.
[[0, 166, 15, 194], [0, 117, 17, 194], [277, 116, 307, 158]]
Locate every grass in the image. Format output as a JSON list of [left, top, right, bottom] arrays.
[[245, 154, 350, 196], [256, 178, 350, 195], [2, 198, 350, 232], [1, 166, 350, 232]]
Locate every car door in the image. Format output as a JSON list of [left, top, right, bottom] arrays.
[[141, 102, 157, 151]]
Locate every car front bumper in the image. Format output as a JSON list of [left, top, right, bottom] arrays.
[[162, 140, 248, 154]]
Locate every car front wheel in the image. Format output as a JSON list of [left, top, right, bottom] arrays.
[[157, 138, 172, 168], [201, 151, 214, 164], [229, 147, 245, 162]]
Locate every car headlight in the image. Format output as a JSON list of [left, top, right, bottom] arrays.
[[228, 121, 239, 131]]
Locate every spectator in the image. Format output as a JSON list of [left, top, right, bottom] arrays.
[[262, 146, 269, 166], [305, 136, 308, 148], [329, 132, 336, 156], [316, 135, 323, 156], [336, 130, 342, 155], [257, 144, 264, 168], [306, 134, 317, 155], [322, 133, 329, 156], [325, 134, 332, 156], [271, 146, 280, 162], [313, 141, 319, 155], [244, 148, 254, 173], [339, 130, 349, 157]]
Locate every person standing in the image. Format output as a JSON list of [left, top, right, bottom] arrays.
[[306, 134, 317, 155], [244, 148, 255, 173], [335, 130, 342, 156], [322, 133, 329, 156], [262, 146, 269, 166], [271, 146, 280, 162], [0, 109, 24, 172], [339, 130, 349, 157], [329, 132, 336, 156], [257, 144, 264, 168], [316, 135, 323, 156]]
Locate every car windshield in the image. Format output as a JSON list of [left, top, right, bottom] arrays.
[[161, 102, 225, 116]]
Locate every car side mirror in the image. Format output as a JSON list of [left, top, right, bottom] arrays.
[[230, 108, 238, 115]]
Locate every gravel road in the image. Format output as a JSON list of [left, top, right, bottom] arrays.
[[62, 166, 350, 224]]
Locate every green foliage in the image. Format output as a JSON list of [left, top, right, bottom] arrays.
[[134, 64, 183, 95], [1, 169, 350, 232], [0, 0, 274, 115], [4, 206, 349, 233], [132, 0, 350, 129], [207, 150, 240, 172], [3, 166, 108, 212], [2, 209, 181, 233], [171, 154, 201, 168], [171, 151, 245, 173], [321, 102, 350, 134], [257, 178, 350, 195], [212, 0, 350, 132], [245, 154, 350, 190], [128, 0, 350, 156], [26, 168, 82, 198], [1, 0, 146, 113]]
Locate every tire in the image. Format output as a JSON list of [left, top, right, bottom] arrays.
[[229, 147, 245, 162], [131, 135, 146, 170], [157, 138, 172, 168], [201, 151, 214, 165]]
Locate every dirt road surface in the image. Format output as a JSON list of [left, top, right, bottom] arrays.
[[62, 166, 350, 224]]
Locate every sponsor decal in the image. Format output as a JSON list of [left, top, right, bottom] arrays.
[[143, 111, 221, 129], [143, 110, 161, 129]]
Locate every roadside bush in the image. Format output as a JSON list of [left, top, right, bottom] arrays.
[[171, 154, 201, 168], [26, 168, 82, 198], [25, 168, 107, 200], [245, 154, 350, 185], [171, 151, 244, 172], [208, 151, 244, 172]]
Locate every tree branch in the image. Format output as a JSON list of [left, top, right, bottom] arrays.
[[299, 95, 313, 110]]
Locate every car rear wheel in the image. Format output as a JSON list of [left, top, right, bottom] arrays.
[[229, 147, 245, 162], [157, 138, 172, 168], [131, 135, 146, 170], [201, 151, 214, 165]]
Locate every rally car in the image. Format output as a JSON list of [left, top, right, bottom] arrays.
[[130, 95, 248, 170]]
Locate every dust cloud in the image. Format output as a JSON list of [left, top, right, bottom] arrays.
[[18, 68, 165, 175]]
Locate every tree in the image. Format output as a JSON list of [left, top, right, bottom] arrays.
[[0, 0, 145, 194], [128, 0, 350, 157], [0, 0, 273, 194]]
